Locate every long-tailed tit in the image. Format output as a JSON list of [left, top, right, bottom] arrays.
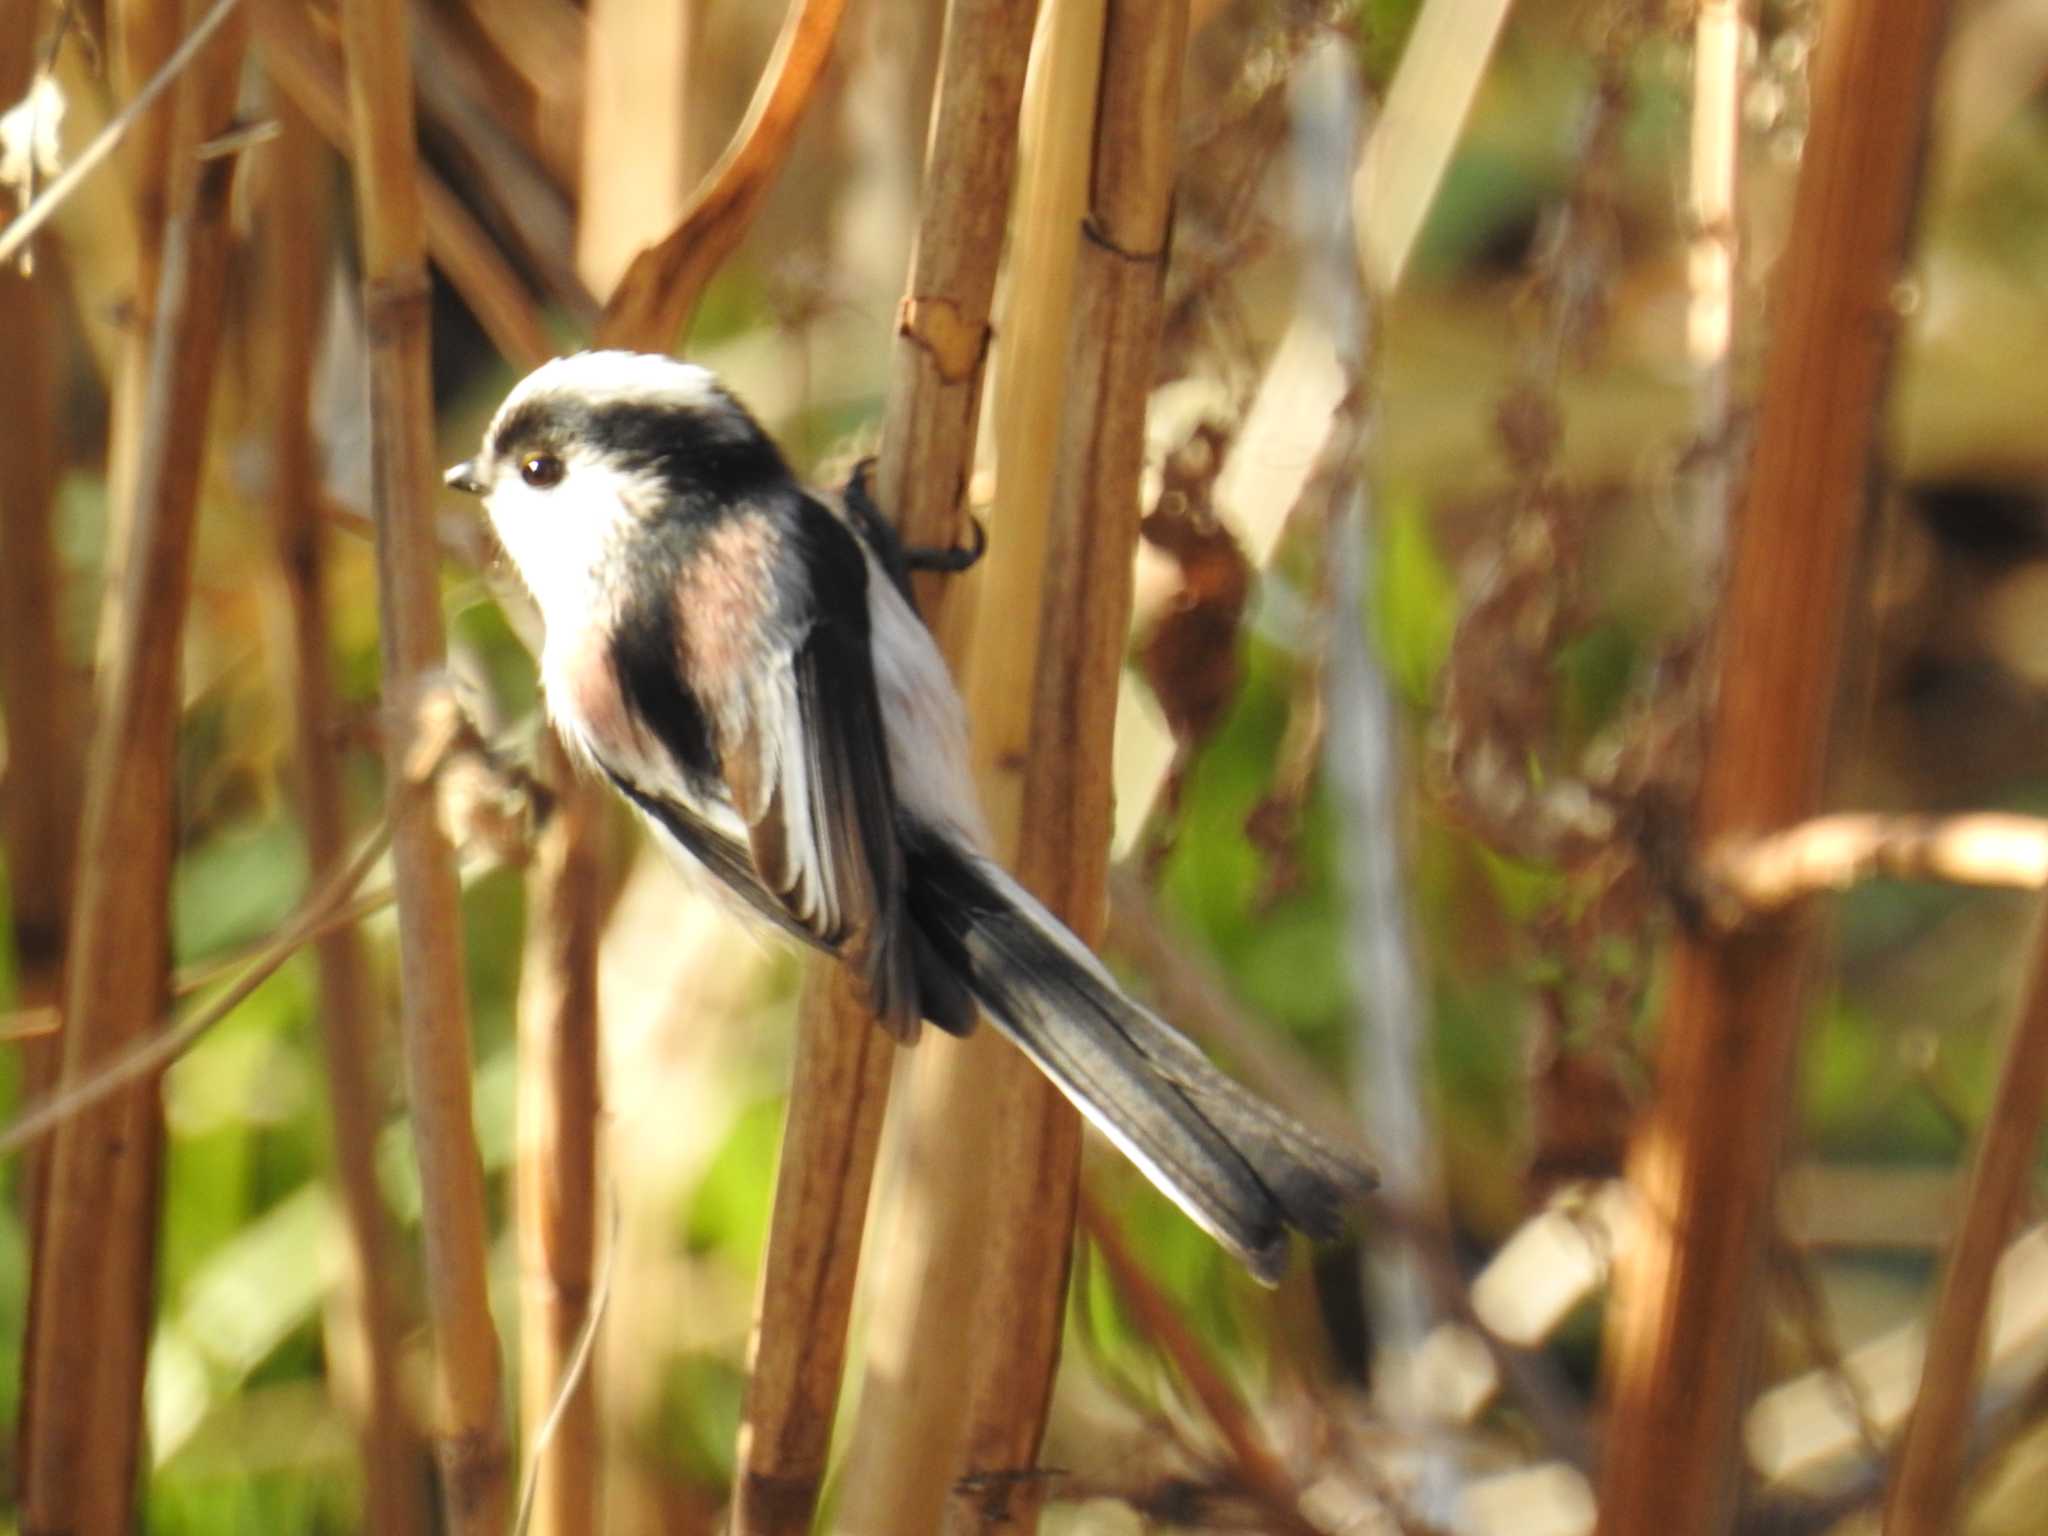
[[446, 350, 1373, 1282]]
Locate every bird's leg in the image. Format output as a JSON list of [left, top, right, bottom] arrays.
[[841, 458, 989, 602]]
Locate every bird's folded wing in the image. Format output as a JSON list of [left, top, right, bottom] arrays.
[[713, 514, 918, 1036]]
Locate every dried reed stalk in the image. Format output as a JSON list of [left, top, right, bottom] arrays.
[[262, 92, 430, 1536], [0, 0, 76, 1222], [336, 0, 511, 1524], [251, 0, 554, 369], [1594, 0, 1958, 1529], [94, 0, 181, 674], [837, 3, 1101, 1528], [515, 739, 607, 1536], [1882, 904, 2048, 1529], [575, 0, 697, 294], [18, 2, 248, 1528], [937, 5, 1188, 1530], [732, 3, 1038, 1532], [874, 0, 1043, 613], [732, 969, 896, 1536]]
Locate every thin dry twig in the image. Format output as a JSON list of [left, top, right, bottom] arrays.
[[514, 1184, 623, 1536], [0, 825, 391, 1162], [337, 0, 513, 1520], [19, 5, 249, 1524], [0, 0, 241, 269], [1596, 0, 1960, 1527], [1882, 897, 2048, 1532], [1708, 812, 2048, 915], [595, 0, 848, 351], [1076, 1191, 1324, 1536]]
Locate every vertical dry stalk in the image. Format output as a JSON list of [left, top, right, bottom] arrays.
[[94, 0, 183, 676], [1593, 0, 1956, 1531], [1686, 0, 1741, 568], [1881, 902, 2048, 1532], [18, 3, 248, 1529], [874, 0, 1043, 610], [336, 0, 511, 1527], [515, 739, 607, 1536], [575, 0, 697, 295], [733, 4, 1038, 1532], [936, 6, 1189, 1531], [837, 3, 1102, 1529], [0, 5, 76, 1210], [262, 93, 430, 1536], [731, 969, 896, 1536]]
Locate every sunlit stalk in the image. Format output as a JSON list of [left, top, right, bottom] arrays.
[[19, 1, 248, 1526], [336, 0, 512, 1522]]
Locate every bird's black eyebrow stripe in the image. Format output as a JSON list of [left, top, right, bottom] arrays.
[[489, 393, 789, 504]]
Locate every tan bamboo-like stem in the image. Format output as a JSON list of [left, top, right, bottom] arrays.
[[336, 0, 511, 1525], [937, 6, 1187, 1531], [575, 0, 697, 295], [18, 3, 248, 1528], [732, 968, 897, 1536], [1882, 903, 2048, 1529], [836, 5, 1102, 1530], [0, 0, 75, 1234], [1593, 0, 1957, 1529], [251, 0, 553, 371], [595, 0, 847, 351], [874, 0, 1043, 613], [515, 738, 607, 1536], [261, 93, 430, 1536], [94, 0, 183, 680], [732, 5, 1037, 1533]]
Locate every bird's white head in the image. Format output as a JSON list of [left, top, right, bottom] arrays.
[[444, 350, 785, 639]]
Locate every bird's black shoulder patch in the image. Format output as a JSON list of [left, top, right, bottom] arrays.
[[609, 557, 722, 793]]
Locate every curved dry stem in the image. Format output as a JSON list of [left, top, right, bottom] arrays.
[[595, 0, 847, 351]]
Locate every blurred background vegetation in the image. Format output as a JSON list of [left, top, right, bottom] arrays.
[[6, 0, 2048, 1531]]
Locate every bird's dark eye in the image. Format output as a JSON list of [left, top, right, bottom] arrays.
[[521, 453, 565, 489]]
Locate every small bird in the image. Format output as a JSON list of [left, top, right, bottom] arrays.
[[446, 350, 1373, 1282]]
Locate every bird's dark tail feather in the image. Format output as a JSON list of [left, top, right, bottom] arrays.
[[902, 827, 1376, 1284]]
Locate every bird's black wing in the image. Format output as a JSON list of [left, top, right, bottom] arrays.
[[707, 496, 919, 1037]]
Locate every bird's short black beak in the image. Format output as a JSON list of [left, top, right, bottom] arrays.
[[444, 460, 485, 496]]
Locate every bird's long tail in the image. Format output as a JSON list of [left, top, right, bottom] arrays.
[[901, 826, 1376, 1283]]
